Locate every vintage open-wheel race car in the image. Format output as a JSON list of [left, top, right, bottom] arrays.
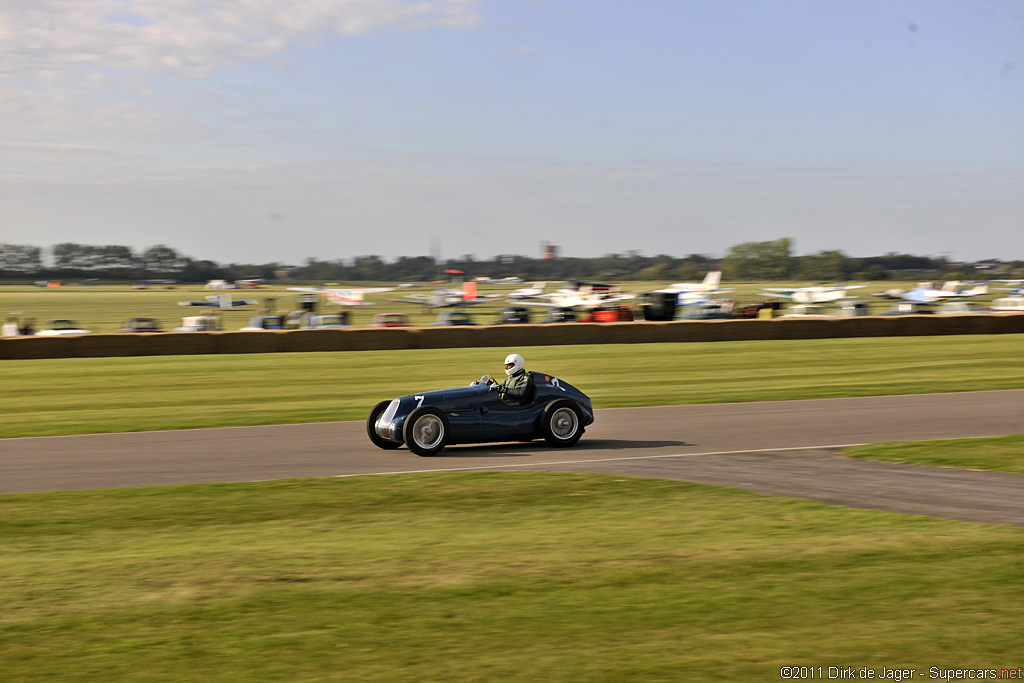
[[367, 371, 595, 456]]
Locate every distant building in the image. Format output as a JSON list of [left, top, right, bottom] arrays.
[[541, 242, 559, 260]]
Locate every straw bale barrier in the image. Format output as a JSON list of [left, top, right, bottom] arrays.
[[1, 314, 1022, 360]]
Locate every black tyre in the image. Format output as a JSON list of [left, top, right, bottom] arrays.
[[405, 406, 449, 457], [541, 400, 583, 447], [367, 400, 401, 450]]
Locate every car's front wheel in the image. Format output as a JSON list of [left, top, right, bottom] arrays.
[[541, 400, 583, 447], [405, 406, 449, 456], [366, 400, 401, 450]]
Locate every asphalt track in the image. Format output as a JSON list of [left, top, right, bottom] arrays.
[[2, 390, 1023, 524]]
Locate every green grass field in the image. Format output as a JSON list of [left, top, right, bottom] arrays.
[[0, 279, 1011, 332], [847, 435, 1024, 473], [4, 313, 1023, 681], [2, 473, 1023, 682], [1, 335, 1022, 437]]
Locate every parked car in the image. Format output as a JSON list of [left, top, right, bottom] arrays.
[[638, 292, 677, 321], [35, 320, 92, 336], [936, 301, 990, 315], [367, 371, 594, 456], [990, 296, 1024, 312], [881, 302, 934, 316], [543, 307, 577, 323], [583, 305, 634, 322], [493, 307, 531, 324], [836, 300, 871, 317], [301, 314, 350, 328], [240, 315, 285, 330], [118, 318, 164, 333], [432, 311, 478, 326], [369, 313, 412, 328], [739, 301, 782, 319], [174, 315, 221, 332], [675, 302, 734, 320], [779, 304, 833, 319]]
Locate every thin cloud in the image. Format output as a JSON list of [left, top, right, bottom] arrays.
[[2, 0, 483, 79]]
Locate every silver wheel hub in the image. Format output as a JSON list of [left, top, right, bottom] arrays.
[[551, 408, 578, 439], [413, 415, 444, 449]]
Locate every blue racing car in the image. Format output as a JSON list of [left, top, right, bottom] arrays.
[[367, 372, 595, 456]]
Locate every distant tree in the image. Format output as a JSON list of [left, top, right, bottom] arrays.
[[853, 264, 888, 280], [52, 243, 94, 272], [180, 259, 227, 282], [392, 256, 436, 281], [141, 245, 188, 275], [674, 262, 702, 281], [294, 258, 348, 281], [637, 263, 671, 281], [351, 255, 387, 281], [722, 238, 794, 280], [0, 244, 43, 274], [793, 250, 846, 281], [94, 245, 139, 276]]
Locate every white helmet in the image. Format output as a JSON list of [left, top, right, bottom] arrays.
[[504, 353, 525, 376]]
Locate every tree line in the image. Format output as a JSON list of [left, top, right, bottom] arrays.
[[0, 239, 1016, 282]]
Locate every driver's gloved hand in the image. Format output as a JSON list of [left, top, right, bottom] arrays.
[[488, 383, 499, 390]]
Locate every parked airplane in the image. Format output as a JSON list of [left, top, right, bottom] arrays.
[[179, 294, 259, 309], [287, 286, 393, 307], [654, 271, 732, 305], [473, 276, 523, 284], [872, 281, 988, 304], [387, 281, 501, 308], [757, 284, 866, 304], [994, 279, 1024, 296], [516, 281, 636, 309], [507, 282, 553, 300]]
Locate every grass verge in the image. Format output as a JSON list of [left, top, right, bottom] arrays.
[[2, 472, 1023, 682], [2, 335, 1022, 437], [845, 434, 1024, 474]]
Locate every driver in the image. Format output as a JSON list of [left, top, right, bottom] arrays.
[[479, 353, 534, 405]]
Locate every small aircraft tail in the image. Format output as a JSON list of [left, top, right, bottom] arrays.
[[463, 281, 477, 301], [700, 271, 722, 291], [958, 283, 988, 297]]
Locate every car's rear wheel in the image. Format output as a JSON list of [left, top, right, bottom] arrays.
[[366, 400, 401, 450], [541, 400, 583, 447], [405, 407, 449, 456]]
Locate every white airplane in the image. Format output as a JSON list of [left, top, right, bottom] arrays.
[[179, 294, 259, 309], [287, 286, 393, 307], [757, 284, 866, 304], [387, 281, 501, 308], [872, 281, 988, 304], [507, 281, 553, 300], [994, 279, 1024, 296], [516, 281, 636, 309], [654, 271, 732, 305]]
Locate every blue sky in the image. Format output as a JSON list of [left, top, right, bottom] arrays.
[[2, 0, 1021, 265]]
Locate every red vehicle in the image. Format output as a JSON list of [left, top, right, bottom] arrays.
[[587, 305, 634, 323], [369, 313, 413, 328]]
